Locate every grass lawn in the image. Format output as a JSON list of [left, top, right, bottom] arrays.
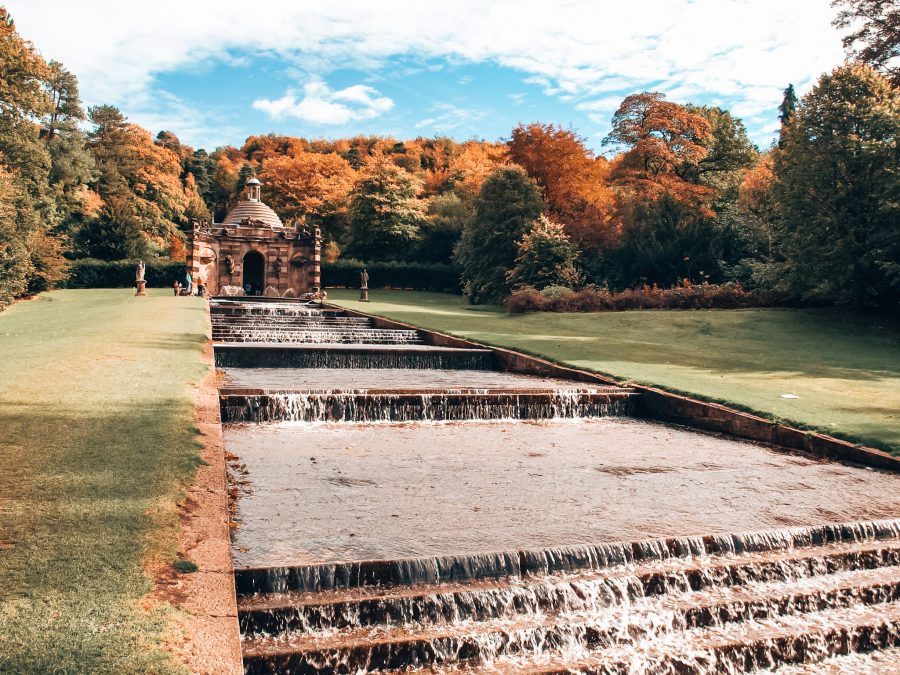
[[329, 289, 900, 453], [0, 289, 208, 673]]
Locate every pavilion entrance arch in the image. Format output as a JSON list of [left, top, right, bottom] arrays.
[[242, 250, 265, 294]]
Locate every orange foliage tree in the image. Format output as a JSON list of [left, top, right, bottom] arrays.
[[258, 151, 356, 224], [604, 92, 713, 210], [508, 123, 616, 252]]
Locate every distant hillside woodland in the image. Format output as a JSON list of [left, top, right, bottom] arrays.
[[1, 2, 897, 310]]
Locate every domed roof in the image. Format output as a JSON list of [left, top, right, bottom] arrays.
[[222, 199, 284, 228]]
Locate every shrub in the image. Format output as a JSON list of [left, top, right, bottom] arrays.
[[62, 259, 186, 288], [505, 281, 762, 314], [323, 259, 461, 293], [506, 288, 546, 314], [540, 285, 576, 301]]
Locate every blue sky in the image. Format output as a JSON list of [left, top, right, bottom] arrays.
[[13, 0, 847, 153]]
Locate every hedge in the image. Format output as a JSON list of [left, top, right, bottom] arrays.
[[505, 283, 764, 313], [323, 259, 462, 293], [62, 259, 187, 289]]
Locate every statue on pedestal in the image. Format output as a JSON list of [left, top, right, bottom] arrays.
[[360, 268, 369, 302], [135, 261, 147, 297]]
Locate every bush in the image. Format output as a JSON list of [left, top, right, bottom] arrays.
[[506, 282, 762, 314], [540, 285, 576, 301], [62, 259, 186, 289], [323, 259, 461, 293]]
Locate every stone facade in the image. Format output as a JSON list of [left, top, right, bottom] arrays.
[[188, 179, 321, 296]]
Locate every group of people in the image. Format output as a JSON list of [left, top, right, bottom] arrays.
[[174, 271, 206, 297]]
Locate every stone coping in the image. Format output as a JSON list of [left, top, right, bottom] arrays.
[[213, 342, 492, 353]]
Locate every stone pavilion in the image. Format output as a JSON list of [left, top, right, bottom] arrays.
[[188, 178, 321, 296]]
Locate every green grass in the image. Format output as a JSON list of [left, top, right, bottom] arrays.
[[0, 289, 208, 673], [330, 289, 900, 453]]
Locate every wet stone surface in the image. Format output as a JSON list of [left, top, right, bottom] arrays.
[[227, 418, 900, 569], [221, 367, 612, 391]]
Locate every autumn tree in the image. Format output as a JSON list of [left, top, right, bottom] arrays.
[[258, 151, 356, 227], [507, 215, 580, 290], [766, 64, 900, 306], [0, 7, 77, 301], [832, 0, 900, 86], [80, 106, 197, 258], [603, 92, 712, 199], [447, 141, 508, 195], [344, 153, 425, 261], [455, 166, 545, 303], [508, 123, 616, 252]]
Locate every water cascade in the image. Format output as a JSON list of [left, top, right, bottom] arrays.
[[209, 297, 900, 673], [220, 389, 635, 423], [236, 520, 900, 674]]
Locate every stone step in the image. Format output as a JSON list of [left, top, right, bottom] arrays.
[[772, 645, 900, 673], [219, 389, 637, 423], [237, 540, 900, 637], [214, 344, 495, 370], [240, 574, 900, 673], [234, 520, 900, 596]]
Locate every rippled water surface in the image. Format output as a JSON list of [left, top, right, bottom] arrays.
[[228, 418, 900, 569], [221, 367, 611, 390]]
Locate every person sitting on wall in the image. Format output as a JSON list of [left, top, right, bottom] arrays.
[[173, 280, 182, 296], [243, 283, 252, 296]]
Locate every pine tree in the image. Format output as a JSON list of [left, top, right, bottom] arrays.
[[777, 84, 798, 147]]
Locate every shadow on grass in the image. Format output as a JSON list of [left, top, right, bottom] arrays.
[[0, 399, 201, 672]]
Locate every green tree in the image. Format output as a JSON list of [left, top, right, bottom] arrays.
[[42, 61, 95, 243], [508, 215, 580, 290], [0, 7, 70, 302], [608, 194, 724, 288], [75, 195, 147, 260], [344, 153, 425, 261], [419, 192, 473, 264], [686, 106, 758, 181], [455, 166, 545, 303], [778, 84, 799, 147], [766, 64, 900, 306]]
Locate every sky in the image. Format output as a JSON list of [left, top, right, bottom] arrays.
[[10, 0, 847, 154]]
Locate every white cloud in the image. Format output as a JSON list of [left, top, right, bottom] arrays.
[[9, 0, 845, 145], [253, 79, 394, 125], [414, 102, 486, 132]]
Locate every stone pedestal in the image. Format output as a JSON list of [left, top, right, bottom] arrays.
[[360, 286, 369, 302], [135, 280, 147, 296]]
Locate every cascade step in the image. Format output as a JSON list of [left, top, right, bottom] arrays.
[[234, 520, 900, 596], [215, 344, 494, 369], [219, 388, 636, 423], [237, 541, 900, 637], [240, 574, 900, 673], [772, 645, 900, 673]]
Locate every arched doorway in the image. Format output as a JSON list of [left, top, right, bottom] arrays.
[[242, 251, 265, 295]]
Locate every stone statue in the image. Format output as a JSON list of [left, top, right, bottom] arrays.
[[134, 261, 147, 297], [359, 268, 369, 302], [273, 258, 282, 276], [224, 255, 235, 275]]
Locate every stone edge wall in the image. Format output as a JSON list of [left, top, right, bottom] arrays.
[[332, 304, 900, 472]]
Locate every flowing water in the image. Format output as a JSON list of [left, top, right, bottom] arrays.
[[210, 298, 900, 673]]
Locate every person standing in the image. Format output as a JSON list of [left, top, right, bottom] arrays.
[[196, 274, 206, 297], [185, 270, 193, 295]]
